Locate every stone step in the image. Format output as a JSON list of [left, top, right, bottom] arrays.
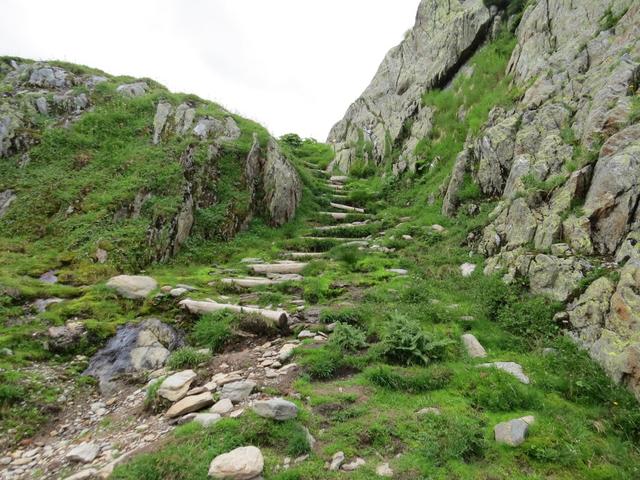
[[330, 202, 365, 213], [314, 221, 370, 231], [305, 235, 370, 241], [330, 175, 349, 184], [249, 262, 307, 274], [179, 299, 288, 324], [283, 251, 326, 259], [221, 274, 303, 287]]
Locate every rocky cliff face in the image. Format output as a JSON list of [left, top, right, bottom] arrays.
[[327, 0, 500, 173], [333, 0, 640, 398], [464, 0, 640, 398], [0, 59, 302, 270]]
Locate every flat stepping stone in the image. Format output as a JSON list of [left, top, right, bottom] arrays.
[[330, 175, 348, 183], [330, 202, 365, 213], [387, 269, 408, 275], [165, 392, 214, 418], [249, 262, 307, 274], [494, 416, 535, 446], [478, 362, 529, 384], [221, 275, 301, 287], [314, 221, 369, 231], [461, 333, 487, 358], [283, 251, 326, 259], [179, 299, 288, 323]]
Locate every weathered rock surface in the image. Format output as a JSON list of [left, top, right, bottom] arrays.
[[106, 275, 158, 299], [220, 380, 256, 403], [165, 391, 214, 418], [461, 333, 487, 358], [328, 0, 496, 172], [66, 443, 100, 463], [84, 318, 182, 392], [208, 446, 264, 479], [252, 398, 298, 420], [158, 370, 197, 401], [478, 361, 530, 384], [494, 416, 535, 446]]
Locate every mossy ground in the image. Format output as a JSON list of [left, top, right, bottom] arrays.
[[108, 138, 640, 479]]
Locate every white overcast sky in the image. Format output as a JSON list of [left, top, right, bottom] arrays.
[[0, 0, 419, 140]]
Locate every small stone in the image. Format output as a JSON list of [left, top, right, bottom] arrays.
[[298, 330, 315, 339], [388, 268, 408, 275], [460, 263, 476, 277], [252, 398, 298, 421], [229, 408, 245, 418], [329, 451, 345, 471], [158, 370, 197, 401], [431, 224, 446, 233], [208, 446, 264, 479], [494, 416, 535, 446], [169, 287, 188, 297], [376, 462, 393, 477], [342, 457, 366, 471], [278, 344, 296, 362], [193, 413, 222, 428], [66, 442, 100, 463], [417, 407, 441, 416], [478, 362, 530, 384], [220, 380, 256, 403], [461, 333, 487, 358], [210, 398, 234, 415]]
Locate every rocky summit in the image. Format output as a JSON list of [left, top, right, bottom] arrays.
[[1, 1, 640, 479]]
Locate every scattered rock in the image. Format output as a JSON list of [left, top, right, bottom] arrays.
[[460, 263, 476, 277], [106, 275, 158, 299], [494, 416, 535, 446], [478, 362, 530, 384], [210, 398, 234, 415], [166, 392, 214, 418], [116, 82, 148, 97], [329, 451, 345, 471], [193, 413, 221, 428], [298, 330, 315, 339], [220, 380, 256, 403], [47, 321, 86, 352], [252, 398, 298, 421], [66, 442, 100, 463], [342, 457, 366, 471], [376, 462, 394, 477], [208, 446, 264, 479], [158, 370, 197, 401], [461, 333, 487, 358], [278, 344, 296, 362], [39, 270, 58, 284], [417, 407, 441, 416]]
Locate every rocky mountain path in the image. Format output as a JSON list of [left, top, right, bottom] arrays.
[[0, 162, 388, 480]]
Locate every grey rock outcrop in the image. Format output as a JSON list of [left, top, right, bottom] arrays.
[[116, 82, 148, 97], [328, 0, 496, 172], [84, 318, 182, 393]]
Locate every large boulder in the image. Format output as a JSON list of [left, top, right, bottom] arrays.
[[208, 446, 264, 480], [106, 275, 158, 299], [84, 318, 182, 393]]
